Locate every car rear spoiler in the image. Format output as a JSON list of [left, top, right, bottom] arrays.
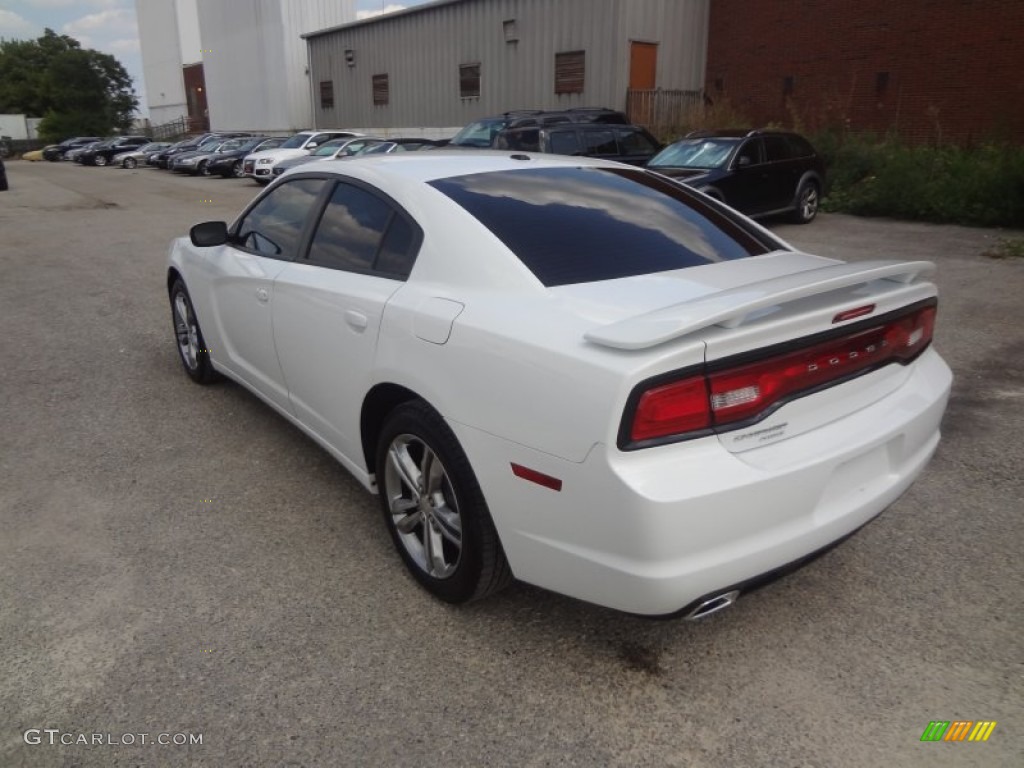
[[584, 260, 936, 350]]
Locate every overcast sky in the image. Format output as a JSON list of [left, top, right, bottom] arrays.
[[0, 1, 426, 119]]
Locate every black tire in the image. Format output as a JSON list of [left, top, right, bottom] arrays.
[[231, 160, 245, 179], [199, 160, 210, 176], [94, 155, 108, 167], [169, 278, 218, 384], [123, 157, 137, 169], [376, 400, 512, 604], [791, 180, 820, 224]]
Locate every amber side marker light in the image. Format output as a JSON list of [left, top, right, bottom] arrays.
[[511, 463, 563, 491]]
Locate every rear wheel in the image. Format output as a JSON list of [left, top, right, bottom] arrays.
[[231, 160, 245, 178], [169, 278, 218, 384], [123, 157, 137, 169], [376, 401, 512, 604], [94, 155, 108, 167], [791, 180, 820, 224], [198, 160, 210, 176]]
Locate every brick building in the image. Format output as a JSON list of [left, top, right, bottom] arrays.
[[705, 0, 1024, 143]]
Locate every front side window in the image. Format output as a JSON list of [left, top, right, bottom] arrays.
[[734, 138, 763, 167], [279, 133, 313, 149], [306, 183, 419, 278], [496, 129, 539, 152], [234, 178, 326, 259], [430, 167, 774, 286]]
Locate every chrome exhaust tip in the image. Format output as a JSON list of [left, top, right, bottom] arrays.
[[683, 589, 740, 621]]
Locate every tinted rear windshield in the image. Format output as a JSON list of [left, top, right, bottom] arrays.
[[429, 167, 774, 286]]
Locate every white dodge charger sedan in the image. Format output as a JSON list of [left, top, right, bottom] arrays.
[[166, 153, 951, 617]]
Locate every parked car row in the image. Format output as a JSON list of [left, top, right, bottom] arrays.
[[42, 113, 826, 223], [445, 107, 825, 223]]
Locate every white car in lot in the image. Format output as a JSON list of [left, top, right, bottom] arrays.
[[166, 153, 951, 617], [241, 129, 361, 184]]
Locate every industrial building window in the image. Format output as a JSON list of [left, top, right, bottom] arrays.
[[555, 51, 585, 94], [320, 81, 334, 110], [460, 64, 481, 99], [373, 74, 389, 106]]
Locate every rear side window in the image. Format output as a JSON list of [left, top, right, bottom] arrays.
[[763, 136, 793, 162], [430, 167, 772, 286], [579, 129, 617, 156], [785, 135, 815, 157], [306, 182, 420, 278]]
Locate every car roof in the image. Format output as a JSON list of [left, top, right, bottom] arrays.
[[283, 150, 626, 185]]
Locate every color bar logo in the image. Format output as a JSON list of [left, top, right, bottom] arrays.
[[920, 720, 997, 742]]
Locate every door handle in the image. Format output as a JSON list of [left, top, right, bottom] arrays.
[[256, 287, 269, 303], [345, 310, 368, 332]]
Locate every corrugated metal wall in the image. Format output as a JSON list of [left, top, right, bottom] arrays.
[[307, 0, 708, 133], [197, 0, 355, 133]]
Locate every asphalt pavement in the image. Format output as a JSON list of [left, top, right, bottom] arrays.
[[1, 159, 1021, 767]]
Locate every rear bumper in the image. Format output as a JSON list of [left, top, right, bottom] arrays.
[[452, 348, 952, 615]]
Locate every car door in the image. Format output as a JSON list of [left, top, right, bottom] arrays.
[[272, 179, 421, 466], [204, 177, 330, 412], [761, 135, 800, 211], [719, 137, 768, 214]]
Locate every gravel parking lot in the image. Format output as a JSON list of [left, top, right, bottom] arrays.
[[1, 160, 1021, 767]]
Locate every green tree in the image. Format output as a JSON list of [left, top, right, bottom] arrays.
[[0, 29, 138, 141]]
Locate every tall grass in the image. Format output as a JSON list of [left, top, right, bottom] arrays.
[[817, 134, 1024, 228]]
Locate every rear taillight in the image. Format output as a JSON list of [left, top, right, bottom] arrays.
[[631, 376, 710, 442], [624, 302, 936, 448]]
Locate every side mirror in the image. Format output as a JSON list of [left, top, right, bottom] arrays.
[[190, 221, 229, 247]]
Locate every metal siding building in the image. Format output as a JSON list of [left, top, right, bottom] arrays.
[[196, 0, 356, 133], [306, 0, 709, 135]]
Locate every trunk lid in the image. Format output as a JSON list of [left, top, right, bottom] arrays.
[[560, 252, 939, 454]]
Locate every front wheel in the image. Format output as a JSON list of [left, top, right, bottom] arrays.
[[198, 160, 210, 176], [231, 160, 245, 178], [169, 278, 218, 384], [94, 155, 108, 167], [123, 157, 137, 169], [377, 401, 512, 604], [791, 180, 820, 224]]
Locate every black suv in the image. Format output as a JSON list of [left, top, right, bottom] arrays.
[[647, 130, 825, 223], [494, 123, 662, 166], [448, 107, 630, 148]]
